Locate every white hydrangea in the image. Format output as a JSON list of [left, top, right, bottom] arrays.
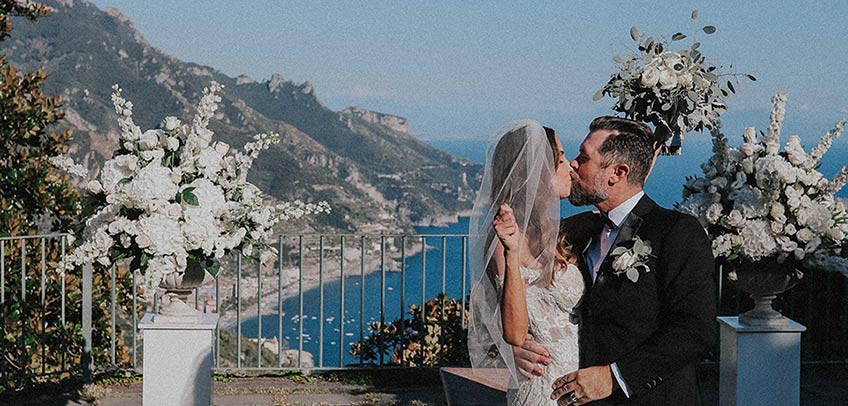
[[739, 220, 778, 261], [137, 213, 185, 257], [182, 207, 219, 255], [123, 161, 178, 209], [797, 205, 834, 234], [184, 177, 226, 215]]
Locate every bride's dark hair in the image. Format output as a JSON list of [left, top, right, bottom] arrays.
[[489, 126, 576, 281]]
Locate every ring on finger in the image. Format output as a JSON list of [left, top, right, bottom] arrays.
[[568, 392, 579, 404]]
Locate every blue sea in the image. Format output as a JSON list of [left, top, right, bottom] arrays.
[[238, 136, 847, 367]]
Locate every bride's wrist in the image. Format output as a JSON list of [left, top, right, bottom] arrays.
[[503, 247, 520, 259]]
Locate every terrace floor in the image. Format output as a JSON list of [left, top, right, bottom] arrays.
[[2, 364, 846, 405]]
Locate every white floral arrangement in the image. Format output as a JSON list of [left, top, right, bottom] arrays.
[[53, 82, 330, 295], [594, 10, 754, 155], [677, 93, 848, 276]]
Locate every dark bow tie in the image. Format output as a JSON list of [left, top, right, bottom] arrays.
[[600, 211, 617, 230]]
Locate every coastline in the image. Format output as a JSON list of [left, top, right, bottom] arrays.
[[413, 209, 473, 228], [220, 236, 431, 329]]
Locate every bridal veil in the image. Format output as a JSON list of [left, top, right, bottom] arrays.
[[467, 119, 560, 387]]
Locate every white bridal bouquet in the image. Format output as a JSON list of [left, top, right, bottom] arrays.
[[677, 94, 848, 275], [595, 10, 754, 155], [53, 82, 330, 295]]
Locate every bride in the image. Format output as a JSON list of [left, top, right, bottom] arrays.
[[468, 120, 584, 405]]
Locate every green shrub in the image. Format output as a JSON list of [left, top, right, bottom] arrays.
[[349, 294, 470, 367]]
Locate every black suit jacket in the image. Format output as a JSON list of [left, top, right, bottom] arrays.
[[562, 195, 716, 405]]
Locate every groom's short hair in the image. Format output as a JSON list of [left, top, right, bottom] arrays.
[[589, 116, 655, 186]]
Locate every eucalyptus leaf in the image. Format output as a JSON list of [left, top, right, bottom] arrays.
[[691, 42, 701, 50], [703, 25, 717, 34], [672, 33, 686, 41], [691, 10, 699, 20], [687, 90, 699, 101], [727, 80, 735, 93], [118, 177, 131, 185], [747, 74, 757, 81], [630, 26, 640, 42], [592, 89, 605, 101], [613, 55, 623, 64]]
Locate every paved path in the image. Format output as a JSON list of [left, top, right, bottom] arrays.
[[2, 364, 846, 405], [88, 377, 446, 406]]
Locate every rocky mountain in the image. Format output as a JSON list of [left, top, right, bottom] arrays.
[[2, 0, 481, 233]]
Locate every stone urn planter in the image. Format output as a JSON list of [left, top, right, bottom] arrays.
[[733, 258, 803, 327], [155, 258, 215, 322]]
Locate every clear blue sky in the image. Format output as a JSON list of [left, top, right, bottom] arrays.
[[89, 0, 848, 143]]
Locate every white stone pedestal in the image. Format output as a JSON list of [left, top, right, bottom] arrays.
[[139, 312, 219, 406], [718, 316, 806, 406]]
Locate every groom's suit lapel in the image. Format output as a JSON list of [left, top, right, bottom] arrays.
[[595, 195, 656, 286]]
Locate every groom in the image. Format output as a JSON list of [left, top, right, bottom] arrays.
[[515, 116, 716, 405]]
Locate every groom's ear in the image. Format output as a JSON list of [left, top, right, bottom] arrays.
[[608, 162, 631, 185]]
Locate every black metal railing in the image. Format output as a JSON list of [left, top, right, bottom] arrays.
[[1, 233, 846, 384]]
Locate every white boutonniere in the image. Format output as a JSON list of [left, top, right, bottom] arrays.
[[609, 236, 653, 283]]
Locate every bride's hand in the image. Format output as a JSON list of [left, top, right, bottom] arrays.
[[493, 203, 523, 252]]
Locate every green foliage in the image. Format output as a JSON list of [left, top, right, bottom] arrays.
[[0, 1, 135, 392], [0, 245, 138, 393], [349, 294, 470, 367]]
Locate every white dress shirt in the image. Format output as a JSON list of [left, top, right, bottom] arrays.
[[585, 190, 644, 398]]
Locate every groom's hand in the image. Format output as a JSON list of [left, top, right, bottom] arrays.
[[512, 334, 551, 378], [551, 365, 614, 405]]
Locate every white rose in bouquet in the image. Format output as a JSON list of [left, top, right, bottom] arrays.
[[138, 130, 162, 150], [658, 68, 678, 90], [162, 116, 181, 131], [640, 66, 661, 88]]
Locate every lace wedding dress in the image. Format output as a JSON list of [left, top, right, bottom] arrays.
[[466, 119, 584, 406], [504, 263, 585, 406]]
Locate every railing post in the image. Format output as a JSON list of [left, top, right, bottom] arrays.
[[82, 262, 93, 383]]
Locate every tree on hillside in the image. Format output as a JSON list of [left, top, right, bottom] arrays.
[[0, 1, 134, 392]]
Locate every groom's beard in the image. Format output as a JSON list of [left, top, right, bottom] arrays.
[[568, 172, 608, 206]]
